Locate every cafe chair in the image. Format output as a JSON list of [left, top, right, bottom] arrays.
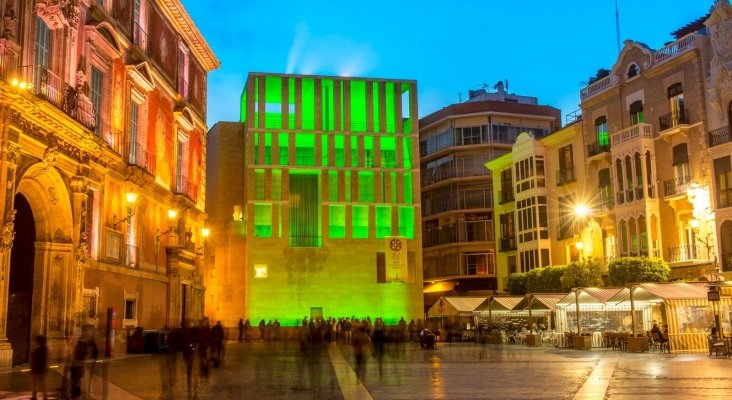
[[708, 335, 726, 358]]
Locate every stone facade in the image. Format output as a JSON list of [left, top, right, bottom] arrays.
[[0, 0, 218, 367]]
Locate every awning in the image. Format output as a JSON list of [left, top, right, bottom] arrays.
[[606, 282, 724, 305], [556, 287, 623, 306], [423, 281, 457, 293], [475, 296, 524, 312], [513, 294, 565, 311], [427, 296, 487, 317]]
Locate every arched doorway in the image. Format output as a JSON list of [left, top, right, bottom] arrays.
[[7, 194, 36, 365]]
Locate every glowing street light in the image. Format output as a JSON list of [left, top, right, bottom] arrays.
[[574, 204, 590, 218]]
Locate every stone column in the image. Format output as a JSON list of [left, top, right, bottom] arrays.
[[69, 176, 89, 335], [0, 136, 20, 368]]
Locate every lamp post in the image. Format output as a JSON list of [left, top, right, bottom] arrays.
[[155, 209, 178, 274], [113, 191, 138, 229], [691, 218, 724, 335], [197, 228, 210, 252]]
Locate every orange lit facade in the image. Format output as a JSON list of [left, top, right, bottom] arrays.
[[0, 0, 218, 366]]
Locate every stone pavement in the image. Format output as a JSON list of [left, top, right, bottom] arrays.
[[1, 341, 732, 399]]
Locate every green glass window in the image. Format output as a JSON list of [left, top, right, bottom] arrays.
[[385, 82, 396, 133], [358, 172, 374, 203], [253, 76, 259, 128], [365, 136, 374, 168], [295, 133, 315, 166], [254, 169, 265, 200], [398, 206, 414, 238], [351, 136, 358, 167], [403, 173, 413, 203], [328, 171, 339, 202], [334, 134, 345, 167], [264, 75, 282, 129], [352, 205, 369, 239], [390, 172, 397, 203], [372, 81, 381, 133], [278, 133, 289, 165], [350, 80, 367, 132], [401, 83, 413, 134], [272, 169, 281, 200], [403, 137, 413, 169], [321, 135, 329, 166], [381, 136, 396, 168], [376, 206, 392, 238], [288, 78, 295, 129], [322, 79, 335, 131], [302, 78, 315, 130], [264, 133, 272, 165], [253, 134, 259, 165], [329, 205, 346, 238], [254, 203, 272, 237]]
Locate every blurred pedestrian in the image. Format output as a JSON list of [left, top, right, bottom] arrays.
[[238, 318, 245, 343], [212, 320, 225, 366], [352, 325, 371, 382], [30, 335, 48, 400]]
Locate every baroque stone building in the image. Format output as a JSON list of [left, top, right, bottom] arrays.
[[0, 0, 218, 366], [206, 73, 424, 330]]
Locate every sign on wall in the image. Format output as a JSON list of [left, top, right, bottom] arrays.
[[385, 237, 408, 282]]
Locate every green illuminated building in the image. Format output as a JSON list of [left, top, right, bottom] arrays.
[[206, 73, 423, 328]]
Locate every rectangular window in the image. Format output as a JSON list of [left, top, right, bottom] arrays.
[[403, 173, 413, 203], [715, 156, 732, 209], [177, 44, 189, 99], [289, 173, 320, 247], [358, 172, 374, 203], [91, 67, 104, 136], [375, 206, 391, 238], [365, 136, 374, 168], [390, 173, 398, 204], [321, 135, 329, 166], [272, 169, 281, 200], [376, 252, 386, 283], [334, 135, 345, 167], [295, 133, 315, 166], [264, 133, 272, 165], [403, 137, 413, 169], [278, 133, 289, 165], [398, 206, 414, 238], [123, 291, 138, 327], [254, 203, 272, 237], [329, 205, 346, 238], [328, 171, 339, 202], [351, 136, 359, 167], [350, 80, 367, 132], [345, 171, 351, 202], [352, 205, 369, 239], [380, 136, 396, 168], [254, 169, 265, 200]]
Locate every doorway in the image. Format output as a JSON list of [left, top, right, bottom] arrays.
[[7, 194, 36, 365]]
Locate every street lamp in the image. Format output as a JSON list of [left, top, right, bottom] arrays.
[[574, 204, 590, 219], [197, 228, 210, 251], [113, 191, 138, 229]]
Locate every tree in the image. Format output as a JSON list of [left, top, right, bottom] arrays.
[[608, 257, 670, 286], [527, 266, 566, 293], [561, 257, 606, 291], [506, 272, 527, 295]]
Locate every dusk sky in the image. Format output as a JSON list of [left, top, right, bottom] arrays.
[[182, 0, 713, 127]]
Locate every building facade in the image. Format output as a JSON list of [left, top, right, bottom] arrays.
[[418, 84, 561, 306], [0, 0, 218, 366], [488, 0, 732, 288], [487, 121, 600, 291], [206, 73, 424, 328]]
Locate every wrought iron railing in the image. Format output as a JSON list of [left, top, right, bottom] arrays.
[[708, 126, 731, 148], [499, 237, 516, 252], [587, 141, 611, 157], [580, 75, 613, 100], [422, 220, 494, 248], [556, 166, 576, 186], [132, 22, 150, 55], [174, 175, 198, 203], [659, 109, 689, 131], [663, 176, 691, 198], [19, 65, 96, 130], [126, 141, 156, 176], [498, 189, 514, 204]]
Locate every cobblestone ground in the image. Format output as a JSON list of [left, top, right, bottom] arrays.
[[1, 341, 732, 399]]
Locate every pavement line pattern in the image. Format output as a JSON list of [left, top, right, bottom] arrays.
[[328, 346, 375, 400], [572, 354, 620, 400]]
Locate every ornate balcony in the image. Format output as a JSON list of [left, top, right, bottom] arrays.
[[708, 126, 731, 148], [663, 176, 691, 199], [587, 141, 611, 159], [659, 109, 689, 132], [126, 141, 156, 176], [580, 75, 615, 101], [19, 65, 96, 130], [174, 174, 198, 203], [610, 123, 654, 147], [556, 166, 576, 186], [667, 244, 698, 264], [654, 33, 697, 65]]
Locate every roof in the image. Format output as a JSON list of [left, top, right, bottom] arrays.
[[427, 296, 486, 317], [475, 296, 524, 312], [556, 288, 624, 306], [160, 0, 220, 70], [419, 100, 561, 130], [513, 294, 565, 311], [606, 282, 725, 304], [671, 14, 710, 39]]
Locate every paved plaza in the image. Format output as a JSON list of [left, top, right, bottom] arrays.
[[1, 341, 732, 399]]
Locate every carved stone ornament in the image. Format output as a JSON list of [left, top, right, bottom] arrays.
[[2, 142, 20, 164], [35, 0, 77, 30], [709, 1, 732, 69], [1, 209, 16, 251], [31, 144, 58, 178], [3, 7, 17, 38]]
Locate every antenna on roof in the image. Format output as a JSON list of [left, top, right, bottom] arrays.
[[615, 0, 621, 54], [458, 92, 462, 102]]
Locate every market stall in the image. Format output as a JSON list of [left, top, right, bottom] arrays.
[[555, 288, 625, 349], [426, 296, 486, 341], [472, 296, 524, 343]]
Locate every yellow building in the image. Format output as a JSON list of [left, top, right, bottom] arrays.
[[0, 1, 218, 366], [487, 121, 603, 290]]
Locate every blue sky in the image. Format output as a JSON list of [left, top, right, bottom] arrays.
[[182, 0, 713, 127]]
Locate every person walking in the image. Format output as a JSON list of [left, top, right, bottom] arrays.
[[352, 325, 371, 382], [238, 318, 245, 343], [244, 319, 251, 342], [212, 320, 225, 366], [30, 335, 48, 400]]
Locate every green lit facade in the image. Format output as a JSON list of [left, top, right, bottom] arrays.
[[233, 73, 422, 325]]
